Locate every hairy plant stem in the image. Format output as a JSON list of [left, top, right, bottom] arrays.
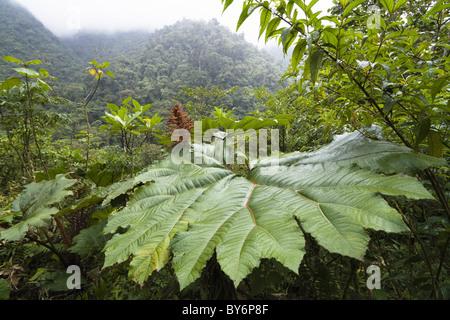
[[54, 216, 72, 248]]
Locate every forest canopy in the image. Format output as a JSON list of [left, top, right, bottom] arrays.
[[0, 0, 448, 302]]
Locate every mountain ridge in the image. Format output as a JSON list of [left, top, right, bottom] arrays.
[[0, 0, 83, 81], [0, 0, 286, 118]]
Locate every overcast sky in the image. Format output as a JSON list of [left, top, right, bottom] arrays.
[[12, 0, 334, 48]]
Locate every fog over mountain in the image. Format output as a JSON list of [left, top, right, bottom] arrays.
[[10, 0, 334, 49]]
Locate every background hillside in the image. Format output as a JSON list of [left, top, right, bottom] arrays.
[[1, 0, 448, 303], [0, 0, 83, 82], [61, 19, 286, 120], [0, 0, 286, 123]]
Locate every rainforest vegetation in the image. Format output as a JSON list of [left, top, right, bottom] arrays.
[[0, 0, 449, 301]]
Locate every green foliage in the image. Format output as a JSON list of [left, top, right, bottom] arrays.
[[0, 278, 9, 300], [70, 220, 109, 257], [0, 0, 449, 301], [0, 55, 68, 183], [0, 175, 76, 242], [202, 113, 291, 132], [260, 125, 446, 176], [251, 84, 334, 152], [99, 130, 436, 289], [0, 0, 83, 83], [100, 97, 161, 136], [0, 1, 284, 126], [57, 19, 284, 122], [99, 97, 162, 175], [176, 85, 238, 120], [224, 0, 449, 300], [224, 0, 449, 145]]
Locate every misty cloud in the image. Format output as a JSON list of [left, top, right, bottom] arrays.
[[12, 0, 333, 47], [12, 1, 246, 36]]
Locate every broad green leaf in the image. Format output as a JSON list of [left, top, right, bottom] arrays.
[[0, 175, 76, 241], [3, 56, 23, 64], [122, 97, 133, 106], [103, 163, 231, 284], [291, 39, 306, 68], [379, 63, 392, 79], [291, 39, 307, 69], [248, 163, 431, 260], [321, 28, 338, 49], [101, 130, 438, 289], [13, 67, 39, 78], [132, 99, 141, 111], [0, 77, 21, 90], [252, 129, 446, 175], [106, 103, 119, 112], [307, 0, 321, 11], [26, 59, 42, 66], [259, 7, 271, 40], [281, 26, 297, 54], [55, 188, 106, 218], [309, 48, 324, 84], [70, 220, 109, 256], [37, 79, 52, 91], [237, 3, 258, 31], [379, 0, 394, 13], [426, 0, 450, 16], [173, 177, 305, 289], [265, 17, 281, 42], [343, 0, 367, 18], [393, 0, 408, 12], [383, 96, 397, 114], [222, 0, 234, 13], [414, 118, 431, 148], [356, 60, 375, 71], [430, 78, 448, 102]]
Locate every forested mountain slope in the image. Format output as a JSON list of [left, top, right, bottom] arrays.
[[62, 31, 150, 64], [0, 0, 83, 82], [0, 0, 448, 302], [62, 19, 286, 118], [0, 0, 286, 120]]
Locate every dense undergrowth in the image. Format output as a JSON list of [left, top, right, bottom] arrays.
[[0, 0, 449, 300]]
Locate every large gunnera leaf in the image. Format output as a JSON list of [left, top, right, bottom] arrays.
[[102, 131, 441, 289], [251, 127, 447, 174], [0, 175, 76, 241]]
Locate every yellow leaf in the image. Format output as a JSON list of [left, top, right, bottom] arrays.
[[89, 69, 97, 76]]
